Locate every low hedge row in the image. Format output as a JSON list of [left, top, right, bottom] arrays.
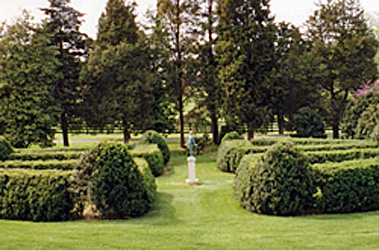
[[18, 147, 87, 153], [0, 169, 74, 221], [251, 137, 368, 146], [306, 148, 379, 164], [235, 148, 379, 215], [217, 140, 254, 173], [130, 144, 165, 177], [0, 160, 77, 170], [9, 151, 82, 161], [313, 158, 379, 213]]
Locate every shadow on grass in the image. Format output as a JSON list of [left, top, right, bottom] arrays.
[[145, 192, 183, 226], [294, 210, 379, 221]]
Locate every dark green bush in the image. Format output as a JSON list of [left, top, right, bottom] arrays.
[[356, 103, 379, 139], [370, 124, 379, 142], [140, 130, 170, 165], [234, 142, 317, 216], [306, 148, 379, 164], [0, 169, 74, 221], [292, 107, 326, 138], [130, 144, 165, 177], [313, 158, 379, 213], [217, 140, 254, 173], [73, 142, 156, 219], [0, 136, 14, 161], [9, 151, 82, 161], [0, 160, 76, 170]]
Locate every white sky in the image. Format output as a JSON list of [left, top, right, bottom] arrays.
[[0, 0, 378, 38]]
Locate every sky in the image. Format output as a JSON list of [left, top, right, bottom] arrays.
[[0, 0, 378, 38]]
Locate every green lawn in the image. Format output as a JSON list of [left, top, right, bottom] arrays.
[[0, 145, 378, 249]]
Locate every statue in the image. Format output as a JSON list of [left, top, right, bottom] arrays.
[[185, 131, 198, 157]]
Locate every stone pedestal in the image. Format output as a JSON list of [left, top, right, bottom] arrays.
[[186, 156, 199, 185]]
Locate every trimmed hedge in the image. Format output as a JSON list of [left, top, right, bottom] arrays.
[[313, 158, 379, 213], [0, 169, 74, 221], [220, 132, 243, 145], [251, 137, 363, 146], [140, 130, 170, 165], [0, 160, 77, 170], [306, 148, 379, 164], [72, 142, 156, 219], [217, 140, 254, 173], [18, 147, 87, 153], [130, 144, 165, 177], [0, 136, 14, 161], [234, 142, 317, 216], [9, 151, 82, 161]]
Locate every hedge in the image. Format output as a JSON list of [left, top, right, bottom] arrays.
[[313, 158, 379, 213], [140, 130, 170, 165], [251, 137, 364, 146], [130, 144, 165, 177], [0, 136, 14, 161], [0, 160, 77, 170], [72, 142, 156, 219], [9, 151, 82, 161], [298, 142, 378, 152], [18, 147, 87, 153], [217, 140, 254, 173], [0, 169, 74, 221], [306, 148, 379, 164]]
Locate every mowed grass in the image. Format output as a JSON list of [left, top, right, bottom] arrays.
[[0, 143, 378, 249]]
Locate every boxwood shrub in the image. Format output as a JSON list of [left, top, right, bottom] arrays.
[[0, 160, 77, 170], [0, 136, 14, 161], [220, 132, 243, 145], [0, 169, 74, 221], [130, 144, 165, 177], [140, 130, 170, 165], [234, 142, 317, 216], [72, 142, 156, 219], [217, 140, 255, 173], [313, 158, 379, 213]]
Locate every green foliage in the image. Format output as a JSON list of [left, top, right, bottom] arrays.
[[0, 169, 74, 221], [0, 160, 76, 170], [356, 103, 379, 139], [0, 136, 14, 160], [234, 142, 317, 216], [0, 12, 61, 147], [8, 151, 81, 161], [306, 148, 379, 164], [220, 132, 243, 145], [341, 92, 379, 138], [140, 130, 170, 165], [73, 142, 156, 219], [217, 140, 254, 173], [306, 0, 378, 138], [370, 124, 379, 142], [130, 144, 165, 177], [292, 107, 326, 138], [313, 158, 379, 213]]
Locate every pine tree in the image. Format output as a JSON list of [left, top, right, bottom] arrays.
[[0, 12, 61, 147], [306, 0, 378, 139], [216, 0, 277, 139], [41, 0, 89, 146]]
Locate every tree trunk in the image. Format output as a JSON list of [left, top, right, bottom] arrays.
[[277, 112, 284, 135], [179, 94, 185, 148], [123, 120, 131, 144], [247, 126, 254, 140], [61, 111, 69, 147], [333, 124, 339, 139], [211, 111, 219, 145]]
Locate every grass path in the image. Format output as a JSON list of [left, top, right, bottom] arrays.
[[0, 150, 378, 249]]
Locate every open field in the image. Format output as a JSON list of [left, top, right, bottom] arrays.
[[0, 140, 378, 249]]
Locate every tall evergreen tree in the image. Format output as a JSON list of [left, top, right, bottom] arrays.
[[41, 0, 89, 147], [157, 0, 201, 148], [216, 0, 277, 139], [306, 0, 378, 139], [0, 12, 61, 147]]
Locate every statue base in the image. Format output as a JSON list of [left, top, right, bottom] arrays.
[[186, 156, 200, 185]]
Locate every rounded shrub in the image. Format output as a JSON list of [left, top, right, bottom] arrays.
[[72, 142, 156, 219], [0, 136, 14, 160], [370, 124, 379, 142], [220, 132, 243, 145], [234, 141, 317, 216], [140, 130, 170, 165], [293, 107, 326, 138], [356, 103, 379, 139]]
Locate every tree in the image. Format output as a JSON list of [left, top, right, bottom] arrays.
[[41, 0, 89, 147], [216, 0, 277, 139], [306, 0, 378, 139], [192, 0, 220, 144], [82, 0, 154, 143], [157, 0, 201, 148], [0, 12, 61, 147]]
